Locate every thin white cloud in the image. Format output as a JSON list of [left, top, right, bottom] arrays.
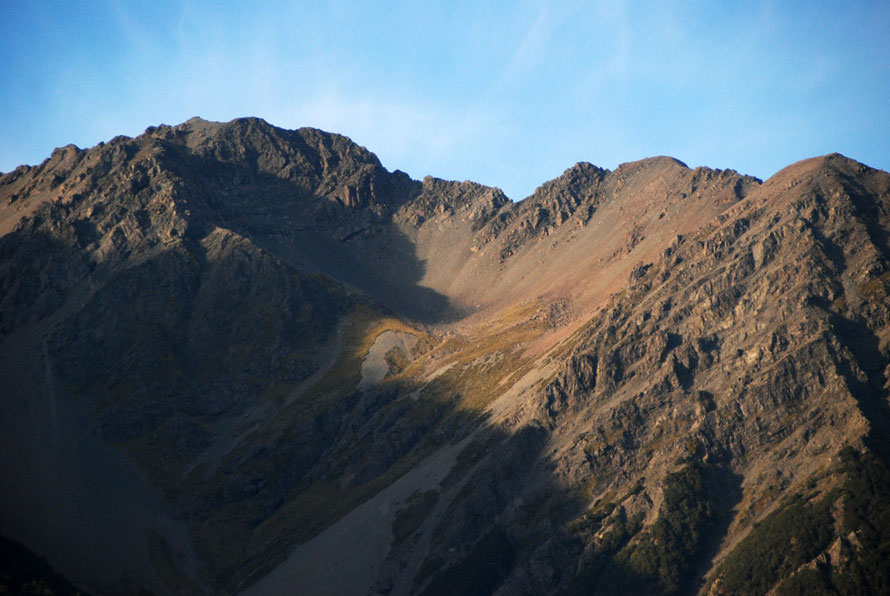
[[499, 4, 554, 86], [280, 88, 506, 174]]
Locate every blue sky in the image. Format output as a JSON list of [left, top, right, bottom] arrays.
[[1, 1, 888, 200]]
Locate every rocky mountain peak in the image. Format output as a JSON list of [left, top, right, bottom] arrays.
[[524, 161, 609, 203], [2, 120, 890, 596], [617, 154, 689, 171], [761, 152, 880, 193], [142, 117, 418, 214]]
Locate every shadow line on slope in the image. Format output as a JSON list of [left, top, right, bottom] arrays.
[[804, 216, 890, 464], [176, 148, 459, 325], [828, 313, 890, 464]]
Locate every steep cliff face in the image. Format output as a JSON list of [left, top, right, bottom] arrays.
[[2, 119, 889, 595]]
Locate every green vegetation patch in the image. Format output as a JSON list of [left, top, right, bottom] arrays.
[[711, 447, 890, 594], [622, 462, 719, 593], [419, 526, 516, 596], [566, 497, 616, 536], [568, 461, 720, 595], [565, 505, 645, 595], [710, 492, 835, 594], [831, 447, 890, 593]]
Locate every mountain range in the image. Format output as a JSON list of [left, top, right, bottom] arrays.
[[1, 117, 889, 595]]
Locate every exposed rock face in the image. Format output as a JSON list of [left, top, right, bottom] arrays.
[[2, 119, 889, 595]]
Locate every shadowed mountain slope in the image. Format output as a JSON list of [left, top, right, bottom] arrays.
[[2, 118, 889, 595]]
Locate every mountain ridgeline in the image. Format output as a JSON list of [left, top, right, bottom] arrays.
[[2, 117, 890, 595]]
